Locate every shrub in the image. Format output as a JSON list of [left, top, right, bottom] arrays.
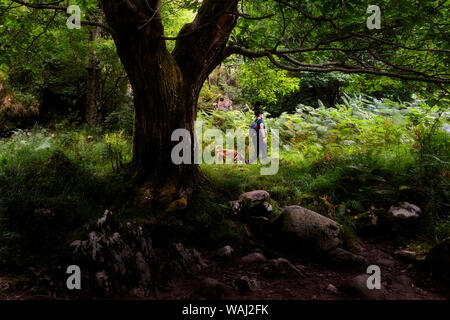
[[0, 127, 135, 271]]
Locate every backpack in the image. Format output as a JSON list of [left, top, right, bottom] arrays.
[[250, 119, 259, 131]]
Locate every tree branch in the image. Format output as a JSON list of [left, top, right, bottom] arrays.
[[11, 0, 65, 10], [10, 0, 116, 35], [224, 11, 275, 20], [224, 46, 450, 84], [172, 0, 239, 85]]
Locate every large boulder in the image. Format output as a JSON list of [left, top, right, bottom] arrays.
[[275, 205, 343, 253], [341, 274, 384, 300], [426, 238, 450, 283]]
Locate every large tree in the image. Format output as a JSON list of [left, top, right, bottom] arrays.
[[5, 0, 450, 207]]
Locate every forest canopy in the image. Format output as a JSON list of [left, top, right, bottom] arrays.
[[0, 0, 449, 301]]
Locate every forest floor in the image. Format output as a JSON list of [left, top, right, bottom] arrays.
[[155, 237, 449, 300], [1, 236, 448, 300]]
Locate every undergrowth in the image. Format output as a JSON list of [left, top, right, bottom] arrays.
[[0, 95, 448, 270]]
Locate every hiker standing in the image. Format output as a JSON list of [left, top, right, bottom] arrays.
[[249, 110, 268, 164]]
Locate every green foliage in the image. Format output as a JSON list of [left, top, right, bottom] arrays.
[[161, 3, 196, 52], [0, 0, 449, 272], [103, 103, 134, 134], [343, 75, 413, 102], [183, 189, 245, 247], [0, 126, 135, 270], [0, 1, 129, 127], [236, 57, 299, 107], [104, 130, 131, 173], [198, 84, 222, 112], [295, 72, 352, 108], [0, 92, 448, 270], [230, 0, 449, 108], [434, 217, 450, 242], [201, 95, 449, 243]]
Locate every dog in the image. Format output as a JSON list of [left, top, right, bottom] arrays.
[[215, 145, 248, 164]]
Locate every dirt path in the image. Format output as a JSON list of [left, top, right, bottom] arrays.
[[1, 238, 448, 300], [156, 238, 448, 300]]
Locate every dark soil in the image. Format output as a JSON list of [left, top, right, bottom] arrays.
[[1, 236, 448, 300]]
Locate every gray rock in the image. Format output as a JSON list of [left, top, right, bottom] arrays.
[[388, 202, 422, 219], [240, 252, 267, 264], [234, 276, 259, 293], [395, 250, 425, 263], [97, 209, 113, 228], [217, 245, 234, 259], [229, 190, 272, 217], [197, 278, 231, 299], [263, 258, 305, 278], [277, 205, 343, 253], [263, 202, 273, 212], [239, 190, 270, 202], [165, 243, 207, 278], [229, 200, 241, 215], [327, 283, 338, 294], [342, 274, 384, 300], [377, 258, 396, 267], [326, 248, 366, 271]]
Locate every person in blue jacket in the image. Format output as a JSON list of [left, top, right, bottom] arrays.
[[249, 110, 267, 164]]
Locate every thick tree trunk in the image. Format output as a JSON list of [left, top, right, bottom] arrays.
[[99, 0, 238, 207], [130, 61, 201, 189], [85, 16, 103, 125], [114, 31, 198, 183]]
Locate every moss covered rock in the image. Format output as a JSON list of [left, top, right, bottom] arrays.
[[275, 205, 343, 253]]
